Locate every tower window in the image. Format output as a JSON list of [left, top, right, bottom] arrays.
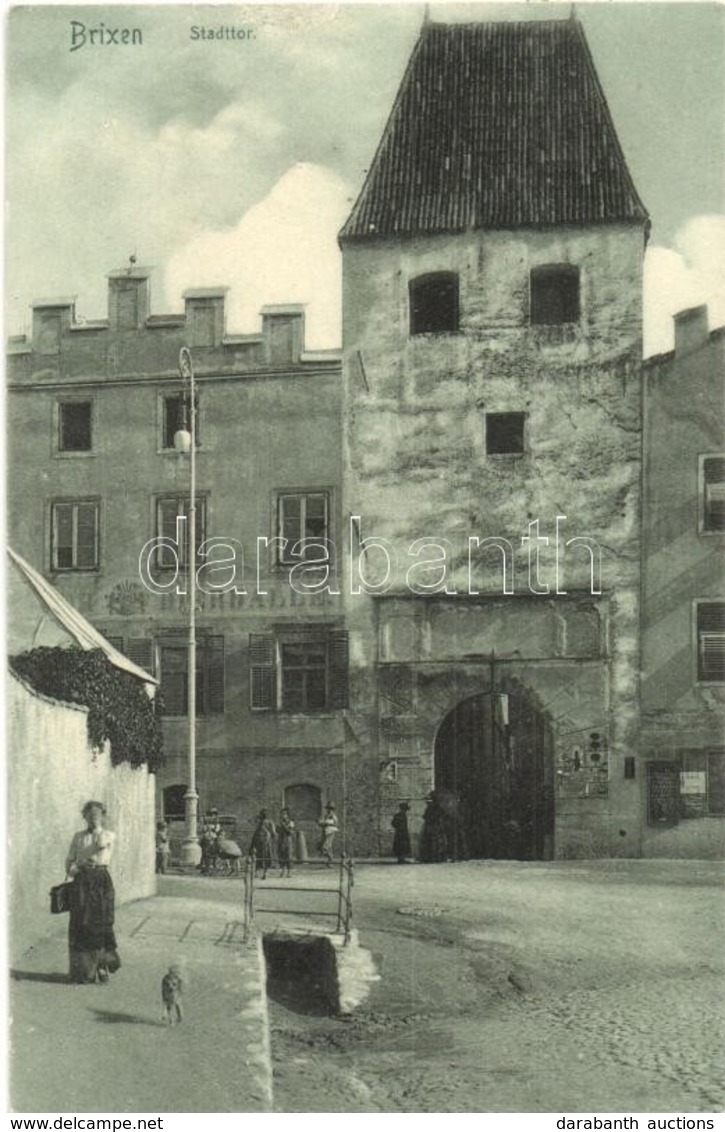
[[530, 265, 580, 325], [486, 412, 525, 456], [409, 272, 459, 335]]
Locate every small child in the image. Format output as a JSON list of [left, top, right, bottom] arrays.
[[161, 964, 183, 1025], [155, 821, 170, 874]]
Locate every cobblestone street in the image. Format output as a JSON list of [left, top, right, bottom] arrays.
[[236, 858, 724, 1113]]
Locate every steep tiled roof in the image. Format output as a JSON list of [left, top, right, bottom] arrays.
[[340, 18, 647, 241]]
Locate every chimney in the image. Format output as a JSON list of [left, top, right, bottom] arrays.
[[261, 304, 306, 364], [31, 297, 76, 354], [674, 304, 709, 357], [183, 288, 228, 347], [108, 265, 151, 330]]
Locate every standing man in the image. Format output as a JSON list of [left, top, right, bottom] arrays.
[[317, 802, 339, 867], [391, 802, 412, 864]]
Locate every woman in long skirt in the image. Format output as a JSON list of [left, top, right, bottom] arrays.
[[250, 810, 276, 880], [277, 808, 295, 877], [418, 792, 448, 863], [65, 801, 121, 984]]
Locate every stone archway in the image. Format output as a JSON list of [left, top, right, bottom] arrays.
[[433, 682, 555, 860]]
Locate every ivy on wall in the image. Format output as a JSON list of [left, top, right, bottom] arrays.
[[10, 647, 164, 773]]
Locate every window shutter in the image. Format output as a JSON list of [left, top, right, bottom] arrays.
[[126, 638, 154, 674], [207, 636, 225, 714], [249, 633, 276, 710], [328, 629, 349, 709], [697, 603, 725, 633], [160, 646, 187, 715], [700, 635, 725, 681], [76, 503, 98, 568]]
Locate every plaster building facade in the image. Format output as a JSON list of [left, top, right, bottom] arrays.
[[338, 17, 649, 857], [7, 271, 347, 852], [640, 307, 725, 858], [8, 17, 722, 861]]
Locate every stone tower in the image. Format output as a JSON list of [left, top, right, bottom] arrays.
[[338, 17, 649, 859]]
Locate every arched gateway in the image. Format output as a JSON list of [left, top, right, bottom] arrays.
[[433, 684, 555, 860]]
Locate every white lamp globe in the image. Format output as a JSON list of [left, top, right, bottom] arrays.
[[174, 428, 192, 454]]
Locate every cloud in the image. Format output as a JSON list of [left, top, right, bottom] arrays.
[[165, 163, 353, 349], [644, 214, 725, 356]]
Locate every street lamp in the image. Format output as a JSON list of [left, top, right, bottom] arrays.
[[174, 346, 201, 867]]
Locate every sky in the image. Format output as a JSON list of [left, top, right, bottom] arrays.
[[5, 1, 725, 354]]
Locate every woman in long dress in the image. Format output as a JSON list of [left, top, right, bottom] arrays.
[[65, 801, 121, 984], [418, 791, 448, 863], [250, 810, 276, 880], [277, 808, 295, 877]]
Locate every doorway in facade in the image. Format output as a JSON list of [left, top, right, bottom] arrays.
[[433, 688, 555, 860]]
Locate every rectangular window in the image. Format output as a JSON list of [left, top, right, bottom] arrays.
[[530, 265, 580, 325], [486, 412, 525, 456], [155, 496, 207, 569], [696, 601, 725, 682], [51, 500, 99, 570], [162, 394, 200, 450], [249, 628, 348, 712], [158, 635, 224, 716], [701, 455, 725, 533], [679, 750, 725, 818], [277, 492, 330, 564], [58, 402, 92, 452]]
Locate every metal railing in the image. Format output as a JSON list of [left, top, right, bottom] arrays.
[[243, 855, 354, 944]]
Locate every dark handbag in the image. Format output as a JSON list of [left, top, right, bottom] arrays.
[[49, 881, 72, 914]]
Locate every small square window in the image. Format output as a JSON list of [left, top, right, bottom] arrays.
[[486, 413, 525, 456], [531, 265, 580, 325], [59, 402, 92, 452]]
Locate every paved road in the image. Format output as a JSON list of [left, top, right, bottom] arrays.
[[161, 858, 724, 1113], [10, 896, 271, 1113]]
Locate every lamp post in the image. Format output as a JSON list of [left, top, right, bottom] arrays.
[[174, 346, 201, 867]]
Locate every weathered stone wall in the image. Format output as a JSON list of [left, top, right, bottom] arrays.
[[8, 672, 156, 963], [341, 223, 644, 857]]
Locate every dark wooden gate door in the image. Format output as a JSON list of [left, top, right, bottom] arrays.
[[434, 688, 554, 860]]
